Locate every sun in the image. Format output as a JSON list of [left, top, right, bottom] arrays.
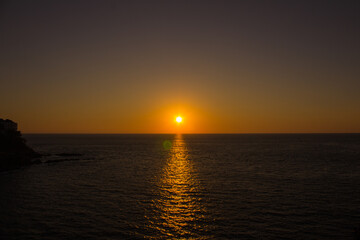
[[176, 116, 183, 123]]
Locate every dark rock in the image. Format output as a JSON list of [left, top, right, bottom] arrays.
[[45, 158, 80, 163], [0, 122, 41, 171], [56, 153, 82, 157], [31, 159, 43, 164]]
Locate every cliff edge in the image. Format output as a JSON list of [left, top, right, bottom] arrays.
[[0, 119, 40, 171]]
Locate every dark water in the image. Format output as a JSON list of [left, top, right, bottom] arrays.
[[1, 134, 360, 239]]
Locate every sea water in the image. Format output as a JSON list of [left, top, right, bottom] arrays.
[[0, 134, 359, 239]]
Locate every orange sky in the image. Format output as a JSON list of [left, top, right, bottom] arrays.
[[1, 1, 359, 133]]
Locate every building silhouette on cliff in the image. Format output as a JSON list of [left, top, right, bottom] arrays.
[[0, 119, 18, 133]]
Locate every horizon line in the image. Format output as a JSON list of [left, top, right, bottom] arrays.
[[22, 132, 360, 135]]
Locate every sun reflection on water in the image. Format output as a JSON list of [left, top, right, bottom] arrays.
[[148, 134, 206, 238]]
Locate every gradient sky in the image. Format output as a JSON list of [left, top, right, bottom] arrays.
[[1, 0, 359, 133]]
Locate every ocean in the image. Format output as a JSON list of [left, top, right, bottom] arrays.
[[0, 134, 359, 239]]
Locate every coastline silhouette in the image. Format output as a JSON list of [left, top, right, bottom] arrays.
[[0, 119, 40, 171]]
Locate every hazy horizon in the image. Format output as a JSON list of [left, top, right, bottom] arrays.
[[22, 132, 360, 135]]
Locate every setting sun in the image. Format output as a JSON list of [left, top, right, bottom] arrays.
[[176, 116, 183, 123]]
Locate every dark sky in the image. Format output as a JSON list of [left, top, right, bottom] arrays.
[[1, 0, 359, 133]]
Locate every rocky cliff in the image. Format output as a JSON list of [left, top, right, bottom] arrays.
[[0, 128, 40, 171]]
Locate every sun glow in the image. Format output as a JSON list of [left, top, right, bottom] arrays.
[[176, 116, 183, 123]]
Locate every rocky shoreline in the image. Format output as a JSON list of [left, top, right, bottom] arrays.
[[0, 120, 41, 171]]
